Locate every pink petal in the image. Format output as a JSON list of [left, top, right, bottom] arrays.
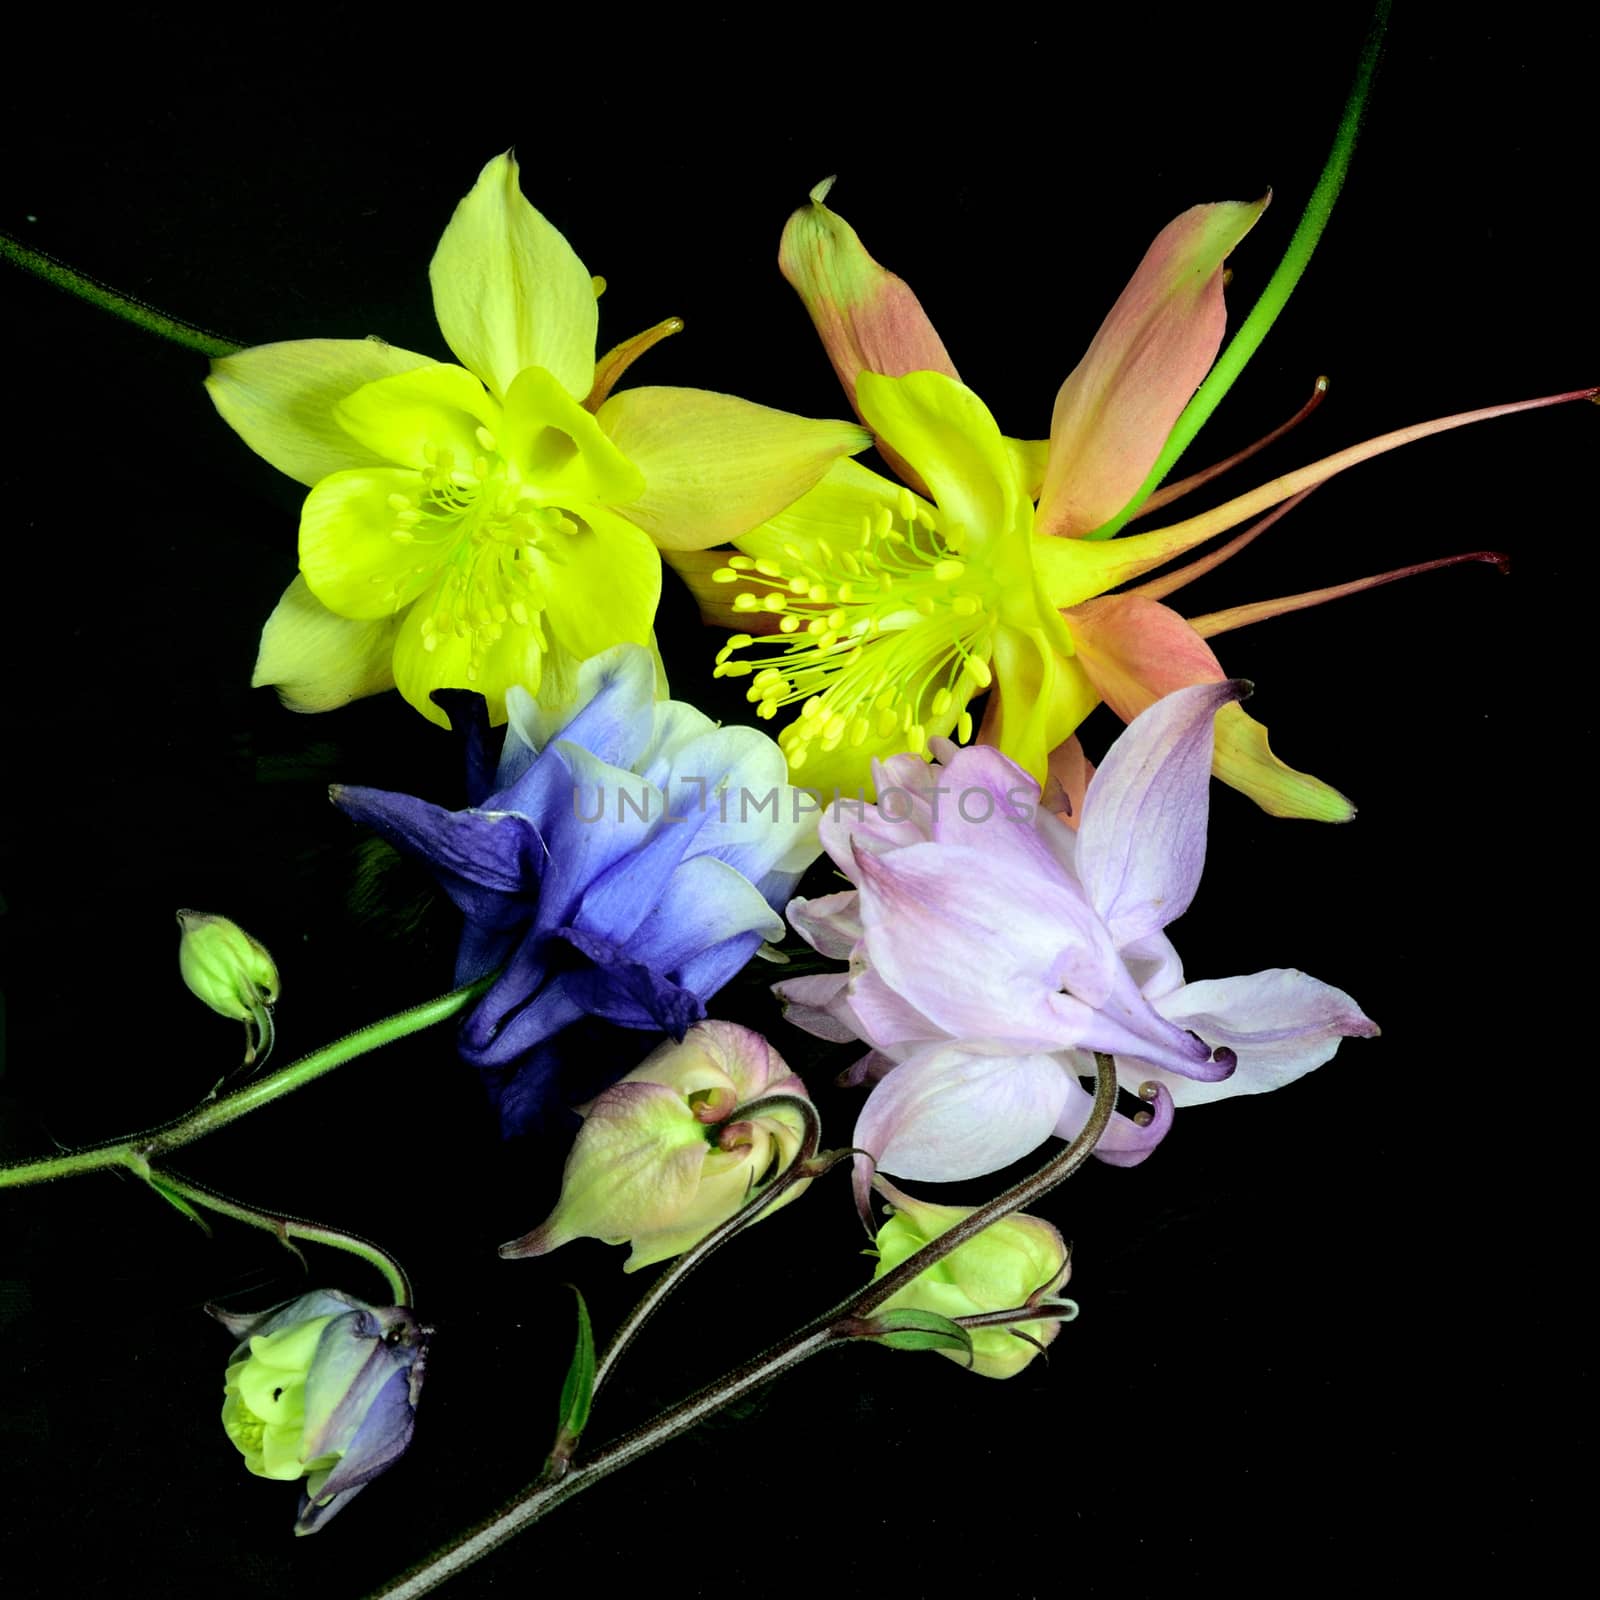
[[785, 890, 862, 959], [778, 180, 958, 492], [853, 1045, 1073, 1210], [772, 970, 859, 1043], [1036, 199, 1269, 539], [1076, 681, 1244, 947], [1142, 969, 1380, 1107], [852, 840, 1119, 1047]]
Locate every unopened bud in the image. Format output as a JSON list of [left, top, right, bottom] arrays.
[[501, 1021, 813, 1272], [177, 910, 278, 1066], [869, 1181, 1072, 1379]]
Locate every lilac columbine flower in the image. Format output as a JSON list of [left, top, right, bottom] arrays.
[[775, 681, 1378, 1210], [334, 643, 820, 1135]]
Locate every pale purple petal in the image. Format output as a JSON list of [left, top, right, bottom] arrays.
[[853, 1045, 1073, 1210], [1141, 969, 1379, 1107], [785, 890, 862, 958], [853, 840, 1121, 1048], [1052, 1069, 1175, 1167], [1122, 930, 1186, 1001], [926, 745, 1063, 880], [773, 971, 860, 1042], [1076, 681, 1245, 947], [843, 967, 950, 1054]]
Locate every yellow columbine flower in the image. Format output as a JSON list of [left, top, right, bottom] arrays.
[[685, 182, 1589, 813], [207, 154, 868, 726]]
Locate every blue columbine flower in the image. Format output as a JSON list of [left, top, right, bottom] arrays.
[[333, 643, 821, 1135]]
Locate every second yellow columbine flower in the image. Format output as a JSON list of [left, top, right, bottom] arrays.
[[208, 154, 868, 726]]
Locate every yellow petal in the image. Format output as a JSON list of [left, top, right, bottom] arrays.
[[333, 365, 499, 472], [299, 467, 450, 619], [538, 505, 662, 664], [735, 457, 913, 568], [429, 151, 597, 401], [1005, 436, 1050, 500], [206, 338, 440, 487], [252, 574, 398, 711], [390, 575, 546, 728], [854, 371, 1024, 561], [985, 625, 1100, 785], [1211, 703, 1355, 822], [501, 365, 645, 506], [596, 386, 870, 551]]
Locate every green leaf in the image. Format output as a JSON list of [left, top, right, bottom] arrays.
[[556, 1286, 596, 1441], [862, 1308, 974, 1361]]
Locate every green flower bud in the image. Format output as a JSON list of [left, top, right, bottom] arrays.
[[870, 1182, 1072, 1379], [176, 909, 279, 1066], [501, 1021, 813, 1272]]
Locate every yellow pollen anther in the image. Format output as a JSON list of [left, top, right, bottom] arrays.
[[475, 426, 497, 452], [953, 594, 980, 616], [931, 687, 954, 718], [967, 657, 994, 690], [728, 555, 756, 570], [780, 616, 801, 633], [957, 710, 974, 743], [761, 593, 787, 613], [712, 568, 739, 583], [907, 723, 927, 754], [808, 585, 828, 603], [387, 493, 413, 512], [756, 559, 782, 578], [897, 488, 917, 522], [733, 593, 760, 612], [932, 559, 965, 582]]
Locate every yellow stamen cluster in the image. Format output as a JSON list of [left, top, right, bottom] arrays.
[[388, 439, 579, 681], [711, 489, 995, 770]]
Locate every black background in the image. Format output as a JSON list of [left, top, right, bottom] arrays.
[[0, 8, 1583, 1597]]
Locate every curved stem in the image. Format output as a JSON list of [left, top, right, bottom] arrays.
[[589, 1092, 825, 1399], [0, 975, 494, 1188], [140, 1166, 413, 1306], [371, 1055, 1118, 1599], [0, 230, 242, 356], [1085, 0, 1390, 540]]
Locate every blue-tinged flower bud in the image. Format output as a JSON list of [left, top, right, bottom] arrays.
[[870, 1182, 1073, 1379], [501, 1021, 813, 1272], [213, 1289, 426, 1535], [177, 910, 279, 1065]]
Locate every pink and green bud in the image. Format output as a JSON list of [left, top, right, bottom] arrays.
[[215, 1289, 427, 1536], [870, 1184, 1072, 1380], [501, 1021, 812, 1272]]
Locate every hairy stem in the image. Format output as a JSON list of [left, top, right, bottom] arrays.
[[0, 976, 493, 1188], [372, 1055, 1118, 1598]]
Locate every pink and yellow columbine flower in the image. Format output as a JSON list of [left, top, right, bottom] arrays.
[[676, 180, 1591, 816], [208, 154, 868, 727]]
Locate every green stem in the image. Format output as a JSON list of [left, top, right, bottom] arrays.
[[1083, 0, 1391, 540], [141, 1167, 413, 1306], [0, 975, 493, 1188], [0, 230, 242, 356], [372, 1055, 1118, 1599]]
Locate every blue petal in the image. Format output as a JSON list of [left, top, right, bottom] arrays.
[[555, 926, 707, 1036], [429, 689, 498, 806], [498, 644, 657, 788], [332, 785, 540, 930], [625, 856, 784, 975], [569, 802, 708, 946], [459, 959, 588, 1070]]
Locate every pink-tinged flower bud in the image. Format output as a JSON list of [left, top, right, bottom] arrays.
[[176, 909, 279, 1066], [501, 1021, 812, 1272], [214, 1289, 426, 1535], [870, 1182, 1072, 1380]]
